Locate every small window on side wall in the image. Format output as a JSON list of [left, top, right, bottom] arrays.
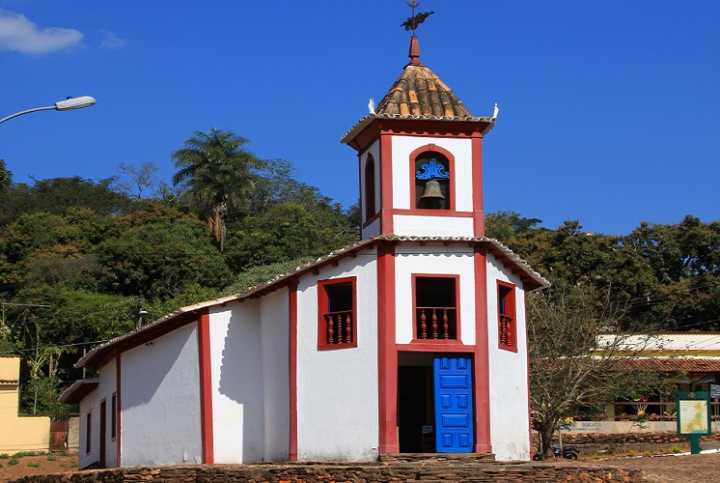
[[497, 281, 517, 352], [86, 412, 92, 454], [111, 392, 117, 440], [364, 154, 376, 221], [414, 151, 451, 210], [318, 277, 357, 350]]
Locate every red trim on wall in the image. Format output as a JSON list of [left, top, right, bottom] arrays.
[[115, 353, 121, 467], [410, 273, 462, 343], [392, 208, 474, 218], [473, 246, 492, 453], [317, 276, 358, 351], [497, 280, 518, 352], [377, 242, 398, 453], [396, 343, 473, 353], [471, 135, 485, 237], [288, 282, 298, 461], [408, 144, 456, 213], [379, 132, 394, 234], [197, 311, 214, 464]]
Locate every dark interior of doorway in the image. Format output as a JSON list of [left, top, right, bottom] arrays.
[[398, 352, 435, 453]]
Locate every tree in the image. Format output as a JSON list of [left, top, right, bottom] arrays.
[[118, 162, 158, 199], [172, 129, 265, 251], [527, 286, 664, 457], [0, 159, 11, 194]]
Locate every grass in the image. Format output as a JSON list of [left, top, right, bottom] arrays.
[[8, 459, 19, 466], [12, 451, 44, 458], [0, 454, 8, 459], [47, 454, 57, 461], [27, 462, 41, 468]]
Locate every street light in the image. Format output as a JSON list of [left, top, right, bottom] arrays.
[[0, 96, 96, 125]]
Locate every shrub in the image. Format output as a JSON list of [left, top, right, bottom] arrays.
[[8, 459, 19, 466]]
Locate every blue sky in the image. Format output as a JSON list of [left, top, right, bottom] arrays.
[[0, 1, 718, 235]]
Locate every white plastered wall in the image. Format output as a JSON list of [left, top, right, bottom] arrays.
[[391, 135, 474, 211], [360, 140, 381, 240], [395, 243, 476, 345], [79, 358, 116, 469], [296, 249, 379, 461], [486, 253, 531, 461], [209, 289, 290, 464], [393, 215, 474, 237], [121, 322, 202, 466]]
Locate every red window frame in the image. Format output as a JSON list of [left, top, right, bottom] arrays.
[[409, 144, 456, 213], [411, 274, 461, 343], [317, 276, 358, 350], [497, 280, 517, 352], [364, 154, 376, 221], [111, 392, 117, 440], [86, 411, 92, 454]]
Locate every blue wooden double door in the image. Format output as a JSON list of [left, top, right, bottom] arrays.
[[433, 355, 475, 453]]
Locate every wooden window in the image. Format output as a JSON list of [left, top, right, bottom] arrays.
[[497, 281, 517, 351], [318, 277, 357, 350], [413, 275, 459, 340], [111, 393, 117, 440], [364, 154, 376, 221], [86, 412, 92, 454], [413, 151, 452, 210]]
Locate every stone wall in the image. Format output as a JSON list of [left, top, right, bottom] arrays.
[[11, 462, 643, 482], [564, 431, 720, 446]]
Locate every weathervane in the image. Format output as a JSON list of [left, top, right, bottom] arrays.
[[401, 1, 434, 35]]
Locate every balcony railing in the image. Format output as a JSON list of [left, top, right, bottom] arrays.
[[416, 307, 456, 340], [323, 310, 353, 345], [499, 314, 514, 347]]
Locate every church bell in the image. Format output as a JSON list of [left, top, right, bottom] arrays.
[[420, 179, 445, 200]]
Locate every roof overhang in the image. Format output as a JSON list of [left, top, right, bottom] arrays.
[[59, 378, 99, 404], [75, 235, 548, 371], [341, 114, 496, 152]]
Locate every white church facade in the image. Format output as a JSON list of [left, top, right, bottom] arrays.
[[61, 35, 549, 469]]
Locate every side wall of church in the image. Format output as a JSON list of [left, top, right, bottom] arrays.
[[296, 248, 379, 461], [486, 253, 531, 461], [121, 323, 202, 466]]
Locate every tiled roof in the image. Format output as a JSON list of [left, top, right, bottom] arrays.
[[376, 64, 472, 119], [616, 358, 720, 373], [75, 235, 549, 370]]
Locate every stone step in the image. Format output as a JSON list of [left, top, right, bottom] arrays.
[[379, 452, 496, 464]]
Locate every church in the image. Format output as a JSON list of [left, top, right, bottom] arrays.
[[61, 30, 549, 469]]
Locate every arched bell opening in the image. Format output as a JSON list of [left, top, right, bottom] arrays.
[[414, 152, 451, 210]]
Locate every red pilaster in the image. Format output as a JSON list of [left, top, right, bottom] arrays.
[[377, 241, 398, 453], [379, 132, 394, 234], [471, 134, 485, 237], [288, 282, 298, 461], [197, 311, 214, 464], [473, 246, 492, 453], [115, 353, 121, 467]]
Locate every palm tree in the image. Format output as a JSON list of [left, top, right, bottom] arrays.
[[172, 129, 264, 251]]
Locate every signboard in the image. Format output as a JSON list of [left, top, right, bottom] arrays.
[[676, 391, 711, 436], [678, 400, 710, 434], [711, 384, 720, 399]]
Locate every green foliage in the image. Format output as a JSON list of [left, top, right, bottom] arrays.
[[96, 214, 231, 299], [0, 159, 11, 194], [224, 257, 315, 296], [8, 459, 19, 466]]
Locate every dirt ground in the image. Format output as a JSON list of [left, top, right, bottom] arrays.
[[0, 453, 77, 483], [568, 452, 720, 483]]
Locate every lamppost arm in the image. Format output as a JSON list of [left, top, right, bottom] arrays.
[[0, 106, 55, 125]]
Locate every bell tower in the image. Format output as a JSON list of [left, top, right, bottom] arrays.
[[342, 29, 495, 240]]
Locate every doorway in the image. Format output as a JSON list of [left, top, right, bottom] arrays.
[[398, 353, 435, 452], [398, 353, 475, 453]]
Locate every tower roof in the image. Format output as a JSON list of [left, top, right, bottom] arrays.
[[342, 36, 494, 146], [375, 63, 472, 119]]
